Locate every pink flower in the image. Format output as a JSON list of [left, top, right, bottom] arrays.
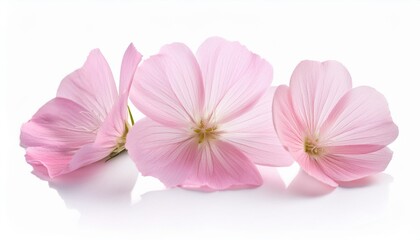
[[126, 37, 293, 190], [272, 60, 399, 187], [20, 44, 142, 179]]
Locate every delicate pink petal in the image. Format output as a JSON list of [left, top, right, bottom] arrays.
[[57, 49, 118, 122], [131, 43, 204, 127], [221, 87, 293, 167], [196, 37, 273, 124], [64, 143, 114, 174], [291, 150, 338, 187], [95, 96, 129, 148], [289, 60, 352, 134], [182, 141, 263, 190], [157, 43, 205, 120], [95, 44, 142, 148], [321, 86, 399, 152], [25, 147, 74, 178], [20, 98, 102, 178], [126, 118, 198, 186], [317, 148, 393, 182], [272, 85, 306, 151], [119, 43, 143, 95], [20, 98, 99, 150]]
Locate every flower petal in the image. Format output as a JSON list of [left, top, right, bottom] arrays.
[[20, 98, 99, 150], [57, 49, 118, 122], [25, 147, 73, 179], [272, 85, 306, 151], [94, 96, 129, 148], [20, 98, 101, 178], [289, 60, 352, 134], [221, 87, 293, 167], [126, 118, 198, 187], [182, 141, 263, 190], [119, 43, 143, 95], [95, 44, 142, 148], [321, 86, 399, 152], [196, 37, 273, 124], [291, 150, 338, 187], [318, 148, 393, 182], [65, 143, 114, 174], [131, 43, 204, 127]]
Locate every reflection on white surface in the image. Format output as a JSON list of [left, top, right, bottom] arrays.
[[48, 156, 392, 239], [288, 170, 335, 196], [48, 153, 138, 225]]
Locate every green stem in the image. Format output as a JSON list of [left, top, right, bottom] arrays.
[[128, 105, 135, 126]]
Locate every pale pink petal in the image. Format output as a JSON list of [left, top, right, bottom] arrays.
[[20, 98, 99, 150], [95, 44, 142, 148], [321, 86, 399, 152], [221, 87, 293, 167], [57, 49, 118, 122], [291, 150, 338, 187], [126, 118, 198, 186], [95, 96, 129, 148], [289, 60, 352, 134], [64, 143, 114, 174], [25, 147, 74, 179], [182, 141, 263, 190], [196, 37, 273, 124], [317, 148, 393, 182], [272, 85, 306, 151], [20, 98, 101, 178], [131, 43, 204, 127], [119, 43, 143, 95]]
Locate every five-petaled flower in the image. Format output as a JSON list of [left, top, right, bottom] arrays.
[[272, 60, 399, 187], [126, 37, 293, 190]]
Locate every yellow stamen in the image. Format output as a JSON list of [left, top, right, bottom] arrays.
[[193, 119, 218, 144], [304, 137, 324, 157]]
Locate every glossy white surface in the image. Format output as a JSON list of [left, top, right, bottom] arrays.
[[1, 1, 419, 239]]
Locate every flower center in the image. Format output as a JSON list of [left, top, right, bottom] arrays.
[[193, 120, 218, 144], [304, 137, 324, 157], [109, 123, 130, 159]]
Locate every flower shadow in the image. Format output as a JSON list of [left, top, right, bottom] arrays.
[[46, 161, 393, 237], [337, 174, 393, 188], [114, 167, 392, 237], [287, 169, 393, 197], [287, 170, 335, 197], [117, 166, 290, 235], [48, 152, 138, 217]]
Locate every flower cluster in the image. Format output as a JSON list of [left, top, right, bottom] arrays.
[[20, 37, 398, 191]]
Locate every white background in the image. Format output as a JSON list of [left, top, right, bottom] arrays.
[[1, 0, 419, 239]]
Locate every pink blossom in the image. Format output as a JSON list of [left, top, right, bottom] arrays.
[[272, 60, 399, 187], [20, 44, 142, 179], [126, 37, 293, 190]]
